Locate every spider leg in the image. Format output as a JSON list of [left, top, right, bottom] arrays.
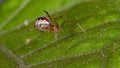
[[60, 20, 68, 27], [43, 10, 53, 23], [54, 32, 58, 40], [53, 16, 62, 25], [27, 28, 34, 32]]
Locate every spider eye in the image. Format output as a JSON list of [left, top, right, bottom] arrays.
[[37, 17, 45, 20], [37, 17, 50, 23]]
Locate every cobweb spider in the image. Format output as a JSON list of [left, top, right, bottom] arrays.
[[34, 10, 66, 39]]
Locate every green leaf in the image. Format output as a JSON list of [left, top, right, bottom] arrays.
[[0, 0, 120, 68]]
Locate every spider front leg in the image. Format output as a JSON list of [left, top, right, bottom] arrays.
[[43, 10, 53, 23]]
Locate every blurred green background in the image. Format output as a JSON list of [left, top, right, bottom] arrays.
[[0, 0, 120, 68]]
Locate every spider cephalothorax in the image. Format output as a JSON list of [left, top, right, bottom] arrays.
[[34, 10, 62, 33]]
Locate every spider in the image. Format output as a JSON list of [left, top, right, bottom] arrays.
[[34, 10, 65, 33]]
